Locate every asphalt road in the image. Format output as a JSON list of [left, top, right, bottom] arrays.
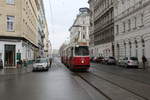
[[0, 58, 150, 100]]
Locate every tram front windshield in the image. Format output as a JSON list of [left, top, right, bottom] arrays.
[[75, 46, 89, 56]]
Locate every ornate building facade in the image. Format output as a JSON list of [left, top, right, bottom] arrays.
[[69, 7, 90, 45], [114, 0, 150, 65], [89, 0, 114, 57], [88, 0, 95, 57]]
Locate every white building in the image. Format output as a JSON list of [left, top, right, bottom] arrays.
[[88, 0, 114, 58], [48, 41, 52, 57], [0, 40, 34, 68], [114, 0, 150, 66], [88, 0, 95, 57], [69, 8, 90, 45]]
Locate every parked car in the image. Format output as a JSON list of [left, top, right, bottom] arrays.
[[102, 57, 116, 65], [95, 57, 104, 63], [118, 57, 139, 68], [107, 56, 116, 65], [93, 57, 97, 63], [117, 57, 124, 66], [101, 57, 108, 64], [33, 58, 50, 71], [90, 57, 94, 62]]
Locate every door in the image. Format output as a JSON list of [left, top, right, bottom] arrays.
[[4, 45, 16, 67]]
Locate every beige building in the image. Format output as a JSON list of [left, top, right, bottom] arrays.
[[0, 0, 46, 68], [43, 22, 52, 57]]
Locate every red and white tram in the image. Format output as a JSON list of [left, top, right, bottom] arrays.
[[60, 43, 90, 71]]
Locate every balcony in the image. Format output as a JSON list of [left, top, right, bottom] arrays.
[[38, 29, 45, 38], [114, 0, 150, 21]]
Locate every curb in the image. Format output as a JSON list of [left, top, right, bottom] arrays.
[[0, 65, 33, 76]]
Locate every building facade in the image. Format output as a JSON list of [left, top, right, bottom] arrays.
[[89, 0, 114, 57], [43, 23, 49, 57], [36, 0, 46, 58], [0, 0, 46, 68], [69, 7, 90, 45], [114, 0, 150, 66], [88, 0, 95, 57]]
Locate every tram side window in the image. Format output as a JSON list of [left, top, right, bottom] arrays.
[[75, 46, 89, 56], [71, 47, 73, 57]]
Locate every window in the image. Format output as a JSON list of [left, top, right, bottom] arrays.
[[7, 16, 15, 32], [128, 19, 131, 31], [75, 46, 89, 56], [141, 14, 144, 24], [6, 0, 14, 4], [134, 17, 137, 29], [116, 25, 119, 35], [140, 13, 144, 26], [135, 40, 138, 57], [129, 42, 132, 57], [123, 22, 125, 32]]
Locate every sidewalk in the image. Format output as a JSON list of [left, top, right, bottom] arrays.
[[0, 64, 33, 76]]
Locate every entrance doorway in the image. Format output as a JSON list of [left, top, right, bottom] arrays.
[[4, 45, 16, 67]]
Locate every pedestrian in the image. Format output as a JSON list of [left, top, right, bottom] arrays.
[[17, 59, 22, 68], [142, 55, 147, 70], [23, 59, 27, 67], [20, 59, 23, 67]]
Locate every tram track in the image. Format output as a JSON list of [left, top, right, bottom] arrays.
[[93, 64, 150, 86], [56, 59, 149, 100], [55, 60, 111, 100], [86, 72, 149, 100], [76, 73, 112, 100]]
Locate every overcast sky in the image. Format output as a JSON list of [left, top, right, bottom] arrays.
[[43, 0, 88, 49]]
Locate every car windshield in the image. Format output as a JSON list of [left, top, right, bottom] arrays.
[[130, 57, 138, 60], [75, 46, 89, 56], [109, 57, 115, 59], [98, 57, 104, 59], [35, 59, 47, 63]]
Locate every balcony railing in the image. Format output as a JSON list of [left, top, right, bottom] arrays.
[[94, 19, 114, 33], [94, 3, 113, 21]]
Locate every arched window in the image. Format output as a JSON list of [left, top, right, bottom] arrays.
[[117, 43, 120, 58], [124, 42, 126, 57], [129, 41, 132, 57], [135, 40, 138, 57], [142, 39, 145, 55]]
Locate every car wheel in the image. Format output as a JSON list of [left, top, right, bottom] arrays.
[[46, 68, 49, 71], [32, 69, 36, 72]]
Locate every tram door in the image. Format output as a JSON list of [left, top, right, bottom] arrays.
[[4, 45, 16, 67]]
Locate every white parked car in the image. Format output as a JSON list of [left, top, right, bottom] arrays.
[[118, 57, 139, 68], [33, 58, 50, 71]]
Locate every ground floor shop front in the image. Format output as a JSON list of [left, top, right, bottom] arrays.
[[0, 39, 37, 68], [115, 33, 150, 67], [89, 42, 114, 57]]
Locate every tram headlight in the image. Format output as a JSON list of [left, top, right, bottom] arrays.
[[81, 60, 84, 64]]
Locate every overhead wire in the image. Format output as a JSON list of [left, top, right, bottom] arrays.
[[48, 0, 55, 52]]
